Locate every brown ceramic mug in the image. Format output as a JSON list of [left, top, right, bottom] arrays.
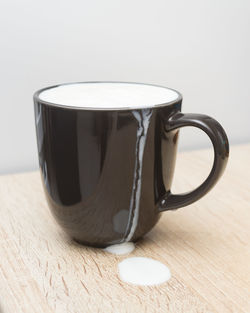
[[34, 82, 229, 247]]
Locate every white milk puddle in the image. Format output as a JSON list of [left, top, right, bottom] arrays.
[[118, 257, 171, 286], [103, 244, 171, 286], [124, 109, 152, 242], [104, 242, 135, 255]]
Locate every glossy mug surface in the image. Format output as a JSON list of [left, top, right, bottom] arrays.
[[34, 82, 229, 247]]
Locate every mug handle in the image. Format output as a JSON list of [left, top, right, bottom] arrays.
[[158, 112, 229, 211]]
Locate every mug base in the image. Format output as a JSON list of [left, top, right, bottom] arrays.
[[73, 236, 142, 249]]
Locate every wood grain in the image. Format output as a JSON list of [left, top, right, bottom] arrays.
[[0, 144, 249, 313]]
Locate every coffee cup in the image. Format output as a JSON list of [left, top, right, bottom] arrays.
[[34, 82, 229, 247]]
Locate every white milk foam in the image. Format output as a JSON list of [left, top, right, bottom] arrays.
[[38, 83, 179, 109], [104, 242, 135, 255], [118, 257, 171, 286]]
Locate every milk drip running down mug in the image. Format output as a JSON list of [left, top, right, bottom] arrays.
[[34, 82, 229, 247]]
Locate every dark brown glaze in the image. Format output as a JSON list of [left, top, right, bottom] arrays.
[[34, 83, 229, 247], [158, 112, 229, 211]]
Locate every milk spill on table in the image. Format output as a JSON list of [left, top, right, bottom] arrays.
[[118, 257, 171, 286], [104, 242, 135, 255], [104, 243, 171, 286]]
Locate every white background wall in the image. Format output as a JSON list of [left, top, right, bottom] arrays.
[[0, 0, 249, 174]]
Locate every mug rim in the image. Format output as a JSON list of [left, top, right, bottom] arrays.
[[33, 81, 183, 111]]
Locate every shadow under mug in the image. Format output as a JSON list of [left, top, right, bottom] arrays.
[[34, 82, 229, 247]]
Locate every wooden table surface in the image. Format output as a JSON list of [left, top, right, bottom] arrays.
[[0, 144, 249, 313]]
